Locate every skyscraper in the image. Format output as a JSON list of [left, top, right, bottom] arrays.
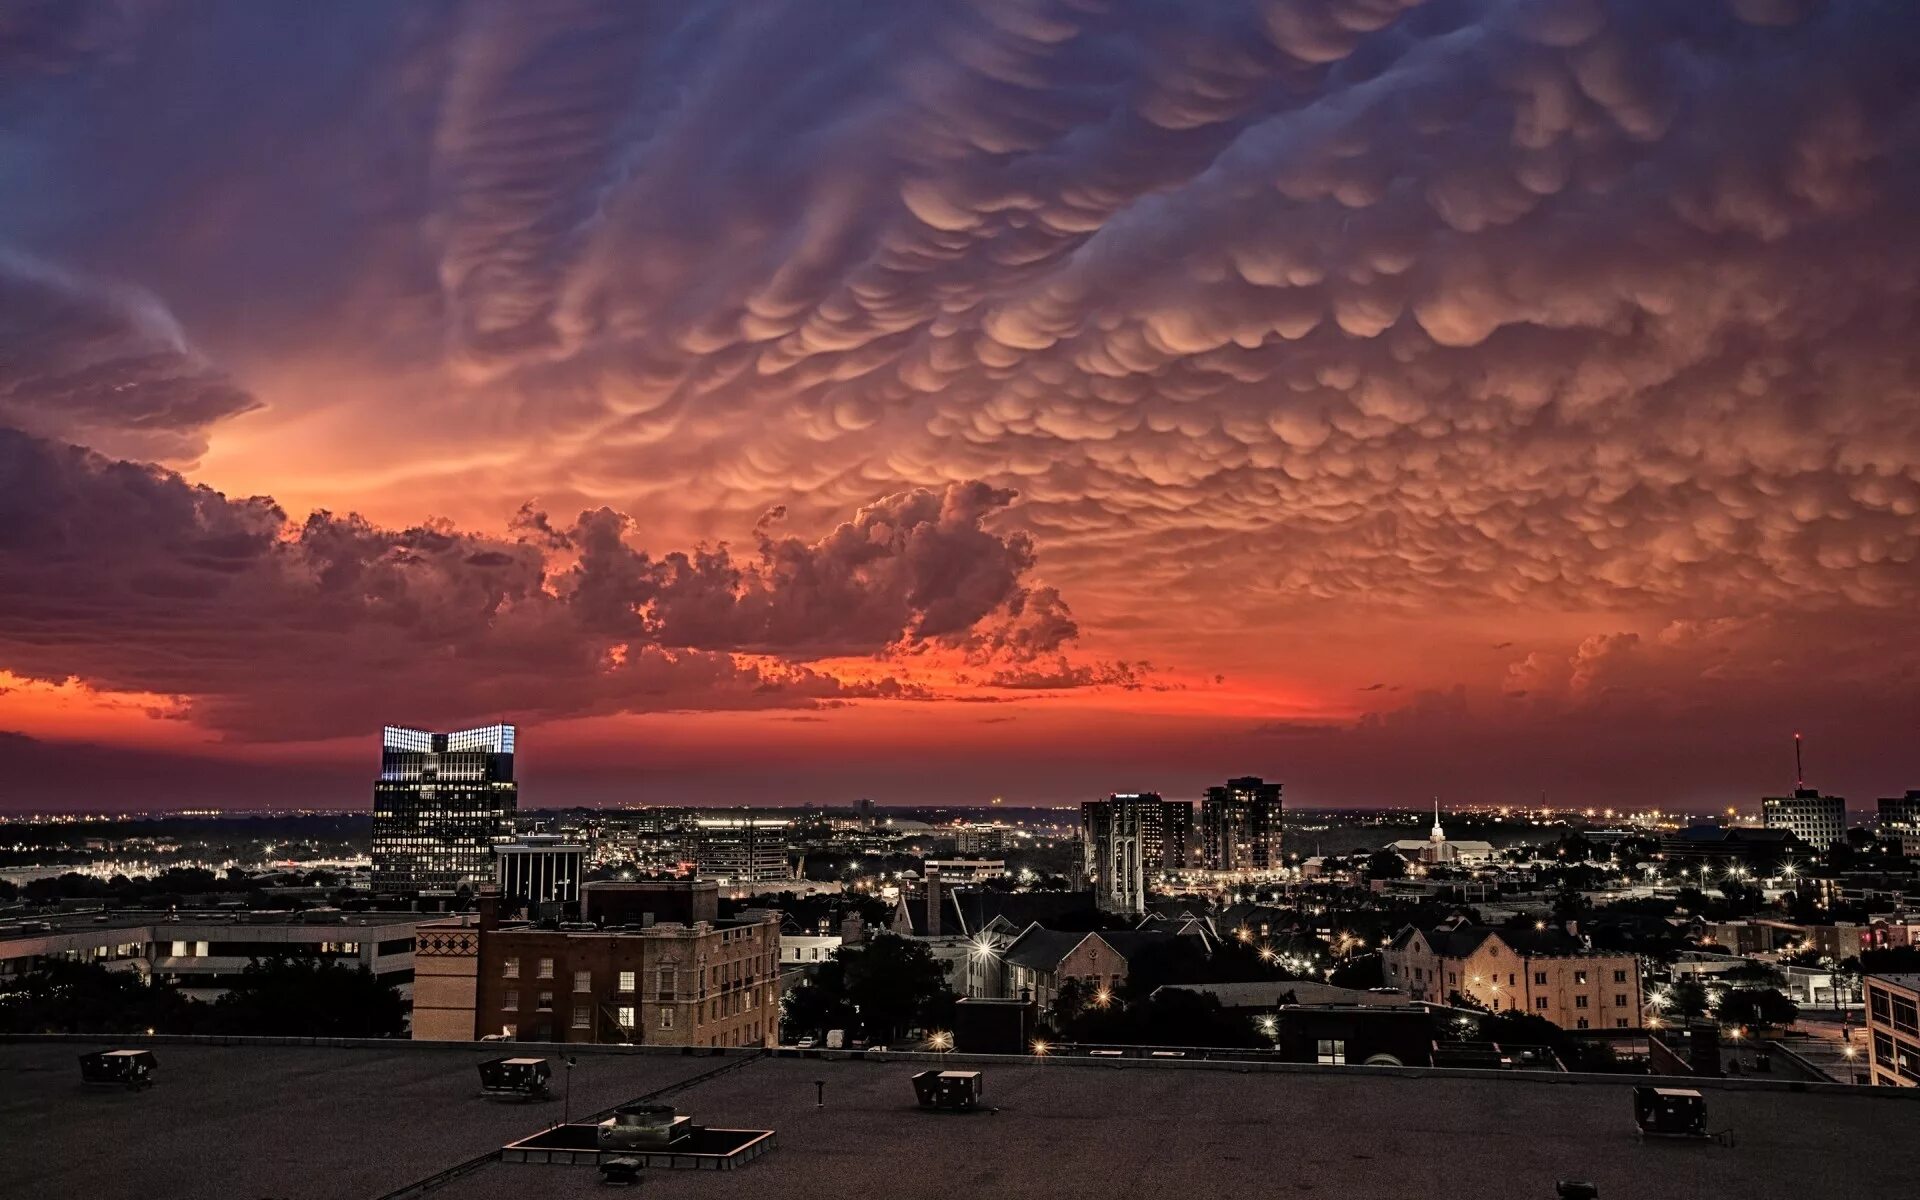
[[1080, 793, 1188, 914], [371, 724, 518, 895], [1762, 788, 1846, 850], [1201, 776, 1283, 871]]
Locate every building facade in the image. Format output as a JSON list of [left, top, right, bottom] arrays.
[[413, 897, 779, 1048], [494, 836, 587, 912], [0, 910, 423, 1002], [954, 824, 1007, 856], [692, 817, 791, 883], [1200, 776, 1283, 871], [1762, 788, 1847, 851], [1384, 921, 1643, 1032], [1864, 973, 1920, 1087], [1878, 791, 1920, 856], [371, 724, 518, 894]]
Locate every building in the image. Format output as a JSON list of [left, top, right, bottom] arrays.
[[1081, 793, 1188, 913], [922, 858, 1006, 883], [1383, 919, 1643, 1032], [953, 823, 1006, 856], [1878, 790, 1920, 856], [999, 925, 1174, 1015], [581, 879, 721, 927], [1658, 823, 1801, 870], [780, 933, 842, 967], [0, 909, 423, 1002], [413, 891, 779, 1048], [692, 817, 791, 883], [494, 836, 587, 914], [371, 724, 518, 895], [1763, 787, 1847, 851], [1864, 973, 1920, 1087], [1384, 799, 1496, 866], [1200, 776, 1283, 871]]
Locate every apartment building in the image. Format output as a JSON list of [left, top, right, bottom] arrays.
[[1384, 919, 1642, 1032], [1864, 973, 1920, 1087]]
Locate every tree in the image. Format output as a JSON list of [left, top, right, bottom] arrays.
[[1329, 954, 1384, 990], [0, 961, 203, 1035], [1051, 976, 1096, 1029], [1060, 987, 1258, 1048], [1669, 980, 1710, 1019], [1717, 987, 1797, 1031], [779, 933, 954, 1045], [210, 957, 407, 1038], [1365, 850, 1407, 880]]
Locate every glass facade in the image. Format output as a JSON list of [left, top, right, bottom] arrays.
[[371, 724, 518, 894]]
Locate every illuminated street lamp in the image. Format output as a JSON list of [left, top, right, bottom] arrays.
[[928, 1030, 953, 1053], [1031, 1039, 1051, 1057]]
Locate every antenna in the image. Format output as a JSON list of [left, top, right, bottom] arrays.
[[1794, 731, 1804, 791]]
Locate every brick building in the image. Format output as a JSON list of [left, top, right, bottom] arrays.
[[1384, 919, 1642, 1033], [411, 886, 778, 1048]]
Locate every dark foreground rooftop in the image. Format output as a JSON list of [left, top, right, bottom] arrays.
[[4, 1040, 1916, 1200]]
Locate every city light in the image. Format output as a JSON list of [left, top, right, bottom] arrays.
[[928, 1031, 952, 1052], [1031, 1039, 1051, 1057]]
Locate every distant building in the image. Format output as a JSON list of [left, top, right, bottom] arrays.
[[692, 817, 791, 883], [0, 910, 423, 1002], [1000, 926, 1176, 1015], [1384, 799, 1495, 866], [494, 836, 586, 913], [1658, 824, 1800, 869], [1764, 788, 1847, 851], [1384, 918, 1642, 1033], [922, 858, 1006, 883], [1878, 791, 1920, 856], [1864, 973, 1920, 1087], [1200, 776, 1282, 871], [953, 823, 1006, 856], [413, 889, 778, 1047], [1081, 793, 1184, 913], [371, 724, 518, 895]]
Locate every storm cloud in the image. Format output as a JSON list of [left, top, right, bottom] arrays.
[[2, 0, 1919, 806]]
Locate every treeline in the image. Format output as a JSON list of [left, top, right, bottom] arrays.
[[0, 958, 407, 1038]]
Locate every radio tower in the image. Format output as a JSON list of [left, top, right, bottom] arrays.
[[1794, 731, 1804, 791]]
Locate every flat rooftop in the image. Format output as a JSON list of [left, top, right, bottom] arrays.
[[5, 1041, 1915, 1200], [0, 908, 426, 939]]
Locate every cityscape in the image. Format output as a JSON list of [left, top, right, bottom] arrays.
[[6, 2, 1920, 1199]]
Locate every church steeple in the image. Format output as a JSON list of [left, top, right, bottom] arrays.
[[1429, 796, 1446, 844]]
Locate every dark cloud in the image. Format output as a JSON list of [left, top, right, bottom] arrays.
[[0, 428, 1085, 737]]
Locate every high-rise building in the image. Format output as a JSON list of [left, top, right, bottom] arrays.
[[1878, 790, 1920, 856], [954, 823, 1006, 856], [1762, 788, 1847, 851], [1201, 776, 1283, 871], [1080, 793, 1187, 914], [494, 836, 587, 913], [692, 817, 791, 882], [371, 725, 518, 895]]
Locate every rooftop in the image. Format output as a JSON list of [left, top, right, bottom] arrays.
[[5, 1039, 1916, 1200], [0, 909, 426, 941]]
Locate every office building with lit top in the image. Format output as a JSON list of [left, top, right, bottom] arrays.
[[692, 817, 791, 883], [371, 724, 518, 895], [1201, 776, 1283, 871]]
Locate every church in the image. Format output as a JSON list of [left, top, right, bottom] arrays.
[[1385, 800, 1497, 868]]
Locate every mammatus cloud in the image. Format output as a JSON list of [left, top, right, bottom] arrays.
[[2, 0, 1919, 805]]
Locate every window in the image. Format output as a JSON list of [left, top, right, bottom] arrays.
[[1613, 970, 1628, 984], [1892, 996, 1919, 1036], [661, 1008, 674, 1030], [572, 1005, 591, 1029], [617, 1005, 635, 1030], [1316, 1039, 1346, 1065], [538, 958, 555, 979], [1575, 995, 1590, 1009], [1870, 988, 1891, 1022], [1508, 973, 1516, 986], [574, 970, 591, 993], [1577, 1018, 1590, 1030], [502, 1024, 516, 1039], [1535, 997, 1548, 1010], [1447, 972, 1456, 986], [1573, 970, 1588, 985], [503, 990, 519, 1011], [537, 991, 553, 1012], [657, 966, 677, 998], [1614, 994, 1627, 1007], [503, 957, 520, 979], [1616, 1018, 1628, 1028], [618, 970, 636, 994]]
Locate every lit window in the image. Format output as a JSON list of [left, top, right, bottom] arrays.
[[661, 1008, 674, 1030], [1574, 970, 1588, 985], [538, 992, 553, 1011], [538, 958, 554, 979], [503, 958, 520, 979], [572, 1005, 591, 1029], [617, 1006, 635, 1030], [574, 971, 591, 993], [618, 970, 636, 994], [504, 990, 519, 1011]]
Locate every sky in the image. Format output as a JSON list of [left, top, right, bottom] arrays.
[[2, 0, 1918, 814]]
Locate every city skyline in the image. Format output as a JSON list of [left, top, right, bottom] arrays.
[[4, 1, 1920, 812]]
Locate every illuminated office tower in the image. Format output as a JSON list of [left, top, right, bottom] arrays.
[[1201, 776, 1283, 871], [371, 725, 518, 895]]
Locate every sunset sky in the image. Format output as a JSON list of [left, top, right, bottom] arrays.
[[3, 0, 1918, 813]]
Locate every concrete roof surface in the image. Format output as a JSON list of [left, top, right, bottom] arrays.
[[5, 1042, 1916, 1200]]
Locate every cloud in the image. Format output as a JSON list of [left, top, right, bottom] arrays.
[[0, 427, 1085, 737]]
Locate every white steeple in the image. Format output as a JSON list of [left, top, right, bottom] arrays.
[[1429, 796, 1446, 844]]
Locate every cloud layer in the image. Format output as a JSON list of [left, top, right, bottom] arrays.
[[2, 0, 1919, 806]]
